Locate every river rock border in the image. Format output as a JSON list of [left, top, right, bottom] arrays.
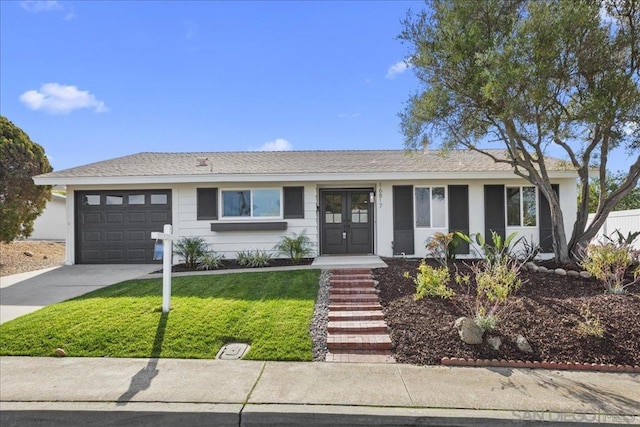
[[441, 357, 640, 373], [522, 261, 592, 279]]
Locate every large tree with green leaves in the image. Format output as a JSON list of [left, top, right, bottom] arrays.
[[0, 116, 53, 242], [400, 0, 640, 262], [585, 172, 640, 212]]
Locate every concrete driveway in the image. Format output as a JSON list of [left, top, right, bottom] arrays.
[[0, 264, 159, 324]]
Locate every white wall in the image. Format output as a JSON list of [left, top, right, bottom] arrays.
[[588, 209, 640, 249], [29, 194, 66, 240], [375, 178, 577, 258]]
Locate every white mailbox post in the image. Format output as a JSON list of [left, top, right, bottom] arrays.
[[151, 224, 175, 313]]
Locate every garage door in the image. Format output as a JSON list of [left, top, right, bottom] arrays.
[[75, 190, 172, 264]]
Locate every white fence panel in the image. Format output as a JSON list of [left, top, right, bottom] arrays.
[[587, 209, 640, 249]]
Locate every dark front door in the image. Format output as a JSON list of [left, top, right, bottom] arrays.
[[321, 190, 373, 254]]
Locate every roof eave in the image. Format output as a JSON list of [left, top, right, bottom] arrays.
[[33, 170, 579, 186]]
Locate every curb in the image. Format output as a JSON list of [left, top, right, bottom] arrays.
[[441, 357, 640, 373]]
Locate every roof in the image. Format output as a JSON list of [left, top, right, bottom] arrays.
[[34, 149, 577, 185]]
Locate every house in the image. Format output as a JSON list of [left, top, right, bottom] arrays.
[[29, 192, 67, 241], [33, 149, 578, 264]]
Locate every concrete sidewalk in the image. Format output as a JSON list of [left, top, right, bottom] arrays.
[[1, 357, 638, 426]]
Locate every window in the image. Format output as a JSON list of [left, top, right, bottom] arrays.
[[150, 194, 168, 205], [128, 194, 145, 205], [106, 195, 123, 205], [506, 186, 537, 226], [415, 187, 446, 227], [222, 189, 281, 218], [83, 195, 100, 205]]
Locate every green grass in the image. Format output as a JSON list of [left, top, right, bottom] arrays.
[[0, 270, 320, 360]]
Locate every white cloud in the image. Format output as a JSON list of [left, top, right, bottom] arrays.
[[623, 121, 638, 136], [21, 1, 62, 13], [259, 138, 292, 151], [386, 61, 410, 79], [338, 113, 360, 119], [19, 83, 108, 114]]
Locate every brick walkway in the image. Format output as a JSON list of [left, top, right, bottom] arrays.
[[325, 269, 395, 363]]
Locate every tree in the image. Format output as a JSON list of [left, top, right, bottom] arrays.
[[0, 117, 52, 242], [400, 0, 640, 262], [585, 172, 640, 212]]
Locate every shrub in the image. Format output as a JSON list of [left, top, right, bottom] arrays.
[[274, 231, 314, 264], [575, 305, 605, 339], [197, 251, 225, 270], [457, 256, 523, 331], [173, 237, 208, 269], [425, 232, 455, 268], [517, 236, 540, 263], [236, 249, 273, 268], [580, 242, 639, 294], [405, 261, 455, 300], [456, 230, 522, 267]]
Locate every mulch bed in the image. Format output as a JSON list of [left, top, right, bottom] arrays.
[[375, 257, 640, 366], [166, 258, 314, 273]]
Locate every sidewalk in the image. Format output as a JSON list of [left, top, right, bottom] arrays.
[[1, 357, 638, 426]]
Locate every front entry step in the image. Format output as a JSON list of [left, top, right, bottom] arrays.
[[325, 269, 395, 363]]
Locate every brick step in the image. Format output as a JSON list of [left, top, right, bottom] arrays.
[[330, 274, 372, 281], [326, 350, 395, 363], [329, 279, 376, 287], [330, 269, 372, 275], [328, 310, 385, 321], [327, 320, 388, 333], [329, 294, 379, 303], [328, 303, 382, 311], [327, 333, 393, 351], [329, 287, 378, 295]]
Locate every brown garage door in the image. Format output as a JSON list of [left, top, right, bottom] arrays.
[[75, 190, 172, 264]]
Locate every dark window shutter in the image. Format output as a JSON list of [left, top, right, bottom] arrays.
[[393, 185, 415, 255], [448, 185, 470, 254], [484, 185, 505, 244], [283, 187, 304, 219], [197, 188, 218, 220], [539, 184, 559, 253]]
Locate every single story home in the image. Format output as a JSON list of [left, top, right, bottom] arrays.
[[33, 149, 578, 265]]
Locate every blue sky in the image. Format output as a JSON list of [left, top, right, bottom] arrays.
[[1, 0, 636, 174], [1, 0, 421, 171]]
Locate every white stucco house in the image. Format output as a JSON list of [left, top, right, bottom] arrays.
[[33, 149, 578, 265], [29, 192, 67, 241]]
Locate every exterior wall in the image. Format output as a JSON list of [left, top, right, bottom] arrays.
[[64, 177, 579, 264], [175, 182, 318, 260], [588, 209, 640, 250], [375, 178, 577, 258], [29, 194, 66, 240]]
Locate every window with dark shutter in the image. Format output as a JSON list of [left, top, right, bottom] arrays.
[[197, 188, 218, 220], [283, 186, 304, 219]]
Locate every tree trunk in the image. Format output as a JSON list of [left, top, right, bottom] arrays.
[[539, 183, 570, 263]]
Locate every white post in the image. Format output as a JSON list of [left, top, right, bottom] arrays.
[[151, 224, 174, 313], [162, 224, 172, 313]]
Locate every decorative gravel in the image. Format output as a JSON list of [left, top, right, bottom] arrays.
[[310, 270, 330, 361]]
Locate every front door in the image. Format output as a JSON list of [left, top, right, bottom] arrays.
[[321, 190, 373, 254]]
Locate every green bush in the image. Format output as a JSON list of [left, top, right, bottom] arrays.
[[580, 242, 639, 294], [274, 231, 314, 264], [173, 236, 208, 269], [236, 249, 273, 268], [405, 261, 455, 300], [425, 232, 455, 268], [460, 256, 522, 331], [197, 251, 225, 270]]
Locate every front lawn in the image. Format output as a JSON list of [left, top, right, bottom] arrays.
[[0, 270, 320, 360]]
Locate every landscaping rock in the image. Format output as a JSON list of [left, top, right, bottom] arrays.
[[567, 270, 580, 277], [23, 251, 34, 257], [54, 348, 66, 357], [486, 336, 502, 351], [516, 335, 533, 353], [525, 262, 537, 270], [555, 268, 567, 276], [580, 271, 592, 279], [529, 265, 539, 272], [538, 266, 548, 273], [454, 317, 484, 345]]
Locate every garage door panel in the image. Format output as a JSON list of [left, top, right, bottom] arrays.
[[106, 212, 124, 223], [76, 190, 171, 264], [82, 213, 102, 224]]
